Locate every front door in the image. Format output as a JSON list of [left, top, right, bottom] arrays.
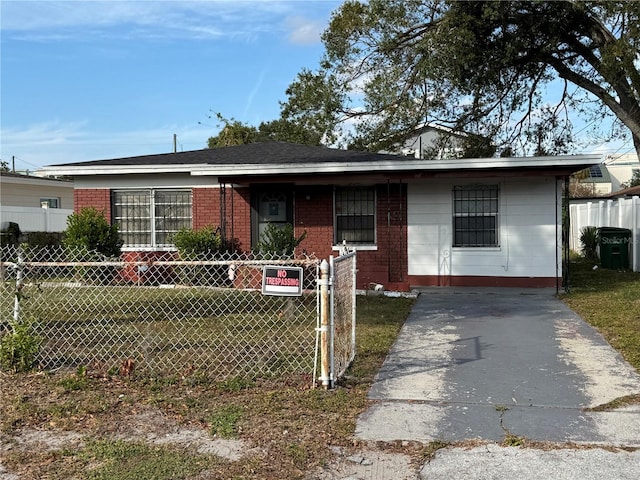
[[251, 186, 293, 248]]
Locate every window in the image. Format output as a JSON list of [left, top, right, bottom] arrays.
[[334, 186, 376, 244], [112, 189, 192, 248], [453, 185, 499, 247], [40, 197, 60, 208]]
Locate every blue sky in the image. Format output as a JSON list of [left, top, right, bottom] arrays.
[[1, 0, 633, 173], [1, 0, 344, 170]]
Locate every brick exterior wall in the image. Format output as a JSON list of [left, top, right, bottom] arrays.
[[294, 183, 409, 291], [192, 188, 217, 230], [354, 183, 408, 291], [186, 186, 253, 252], [295, 186, 334, 259], [74, 189, 112, 221], [73, 183, 410, 290], [222, 186, 251, 252]]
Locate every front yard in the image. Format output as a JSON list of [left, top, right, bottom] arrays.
[[2, 260, 640, 479], [0, 294, 416, 479]]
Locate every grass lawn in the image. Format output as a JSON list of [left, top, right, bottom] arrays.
[[562, 258, 640, 371]]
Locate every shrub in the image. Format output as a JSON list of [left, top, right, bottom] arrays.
[[0, 319, 41, 373], [256, 223, 307, 256], [172, 225, 229, 286], [24, 231, 64, 248], [63, 208, 123, 284], [172, 225, 223, 258], [0, 222, 21, 246], [580, 226, 599, 261], [63, 207, 123, 257]]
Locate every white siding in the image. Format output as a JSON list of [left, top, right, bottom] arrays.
[[408, 177, 561, 279], [1, 179, 74, 209]]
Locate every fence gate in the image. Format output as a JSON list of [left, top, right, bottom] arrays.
[[315, 251, 357, 388]]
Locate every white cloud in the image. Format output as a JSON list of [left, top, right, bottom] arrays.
[[1, 0, 314, 42], [0, 121, 210, 169], [286, 15, 324, 45]]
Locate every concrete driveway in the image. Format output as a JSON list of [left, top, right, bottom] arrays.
[[355, 288, 640, 447]]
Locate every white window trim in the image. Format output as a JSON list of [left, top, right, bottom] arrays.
[[112, 188, 192, 249], [452, 184, 500, 248]]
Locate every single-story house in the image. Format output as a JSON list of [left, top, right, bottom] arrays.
[[39, 142, 600, 291]]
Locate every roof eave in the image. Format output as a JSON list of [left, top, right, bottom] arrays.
[[38, 154, 603, 178]]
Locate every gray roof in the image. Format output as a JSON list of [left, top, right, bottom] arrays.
[[40, 141, 603, 179], [52, 142, 409, 167]]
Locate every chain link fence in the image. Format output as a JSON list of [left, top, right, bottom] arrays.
[[1, 245, 321, 380], [331, 252, 357, 381]]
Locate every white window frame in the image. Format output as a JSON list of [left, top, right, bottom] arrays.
[[452, 184, 499, 248], [112, 189, 192, 249], [40, 197, 60, 209]]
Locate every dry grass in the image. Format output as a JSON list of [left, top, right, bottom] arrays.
[[0, 295, 415, 479]]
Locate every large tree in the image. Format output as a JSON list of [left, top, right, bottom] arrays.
[[206, 113, 324, 148], [281, 0, 640, 157]]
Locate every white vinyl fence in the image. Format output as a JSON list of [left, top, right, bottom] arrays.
[[0, 206, 72, 232], [569, 196, 640, 271]]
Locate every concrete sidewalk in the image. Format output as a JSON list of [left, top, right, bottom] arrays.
[[355, 288, 640, 446]]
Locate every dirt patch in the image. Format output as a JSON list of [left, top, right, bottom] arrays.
[[0, 407, 253, 463], [1, 428, 84, 453], [109, 409, 255, 461]]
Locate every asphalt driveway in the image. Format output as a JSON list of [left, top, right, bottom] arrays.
[[355, 288, 640, 446]]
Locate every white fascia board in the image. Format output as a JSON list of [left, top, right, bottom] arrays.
[[38, 164, 204, 177], [190, 154, 603, 176], [39, 154, 602, 178]]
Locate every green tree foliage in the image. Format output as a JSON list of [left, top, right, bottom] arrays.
[[207, 113, 259, 148], [206, 112, 324, 148], [281, 1, 640, 157], [620, 169, 640, 189], [63, 207, 123, 257]]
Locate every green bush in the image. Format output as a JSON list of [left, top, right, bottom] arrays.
[[0, 319, 41, 373], [63, 207, 123, 258], [172, 225, 228, 286], [63, 208, 123, 284], [24, 231, 64, 248], [0, 222, 21, 246], [580, 226, 599, 261], [256, 223, 307, 256], [172, 225, 223, 258]]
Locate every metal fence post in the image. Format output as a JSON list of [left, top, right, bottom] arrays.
[[13, 247, 24, 323], [318, 259, 331, 389]]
